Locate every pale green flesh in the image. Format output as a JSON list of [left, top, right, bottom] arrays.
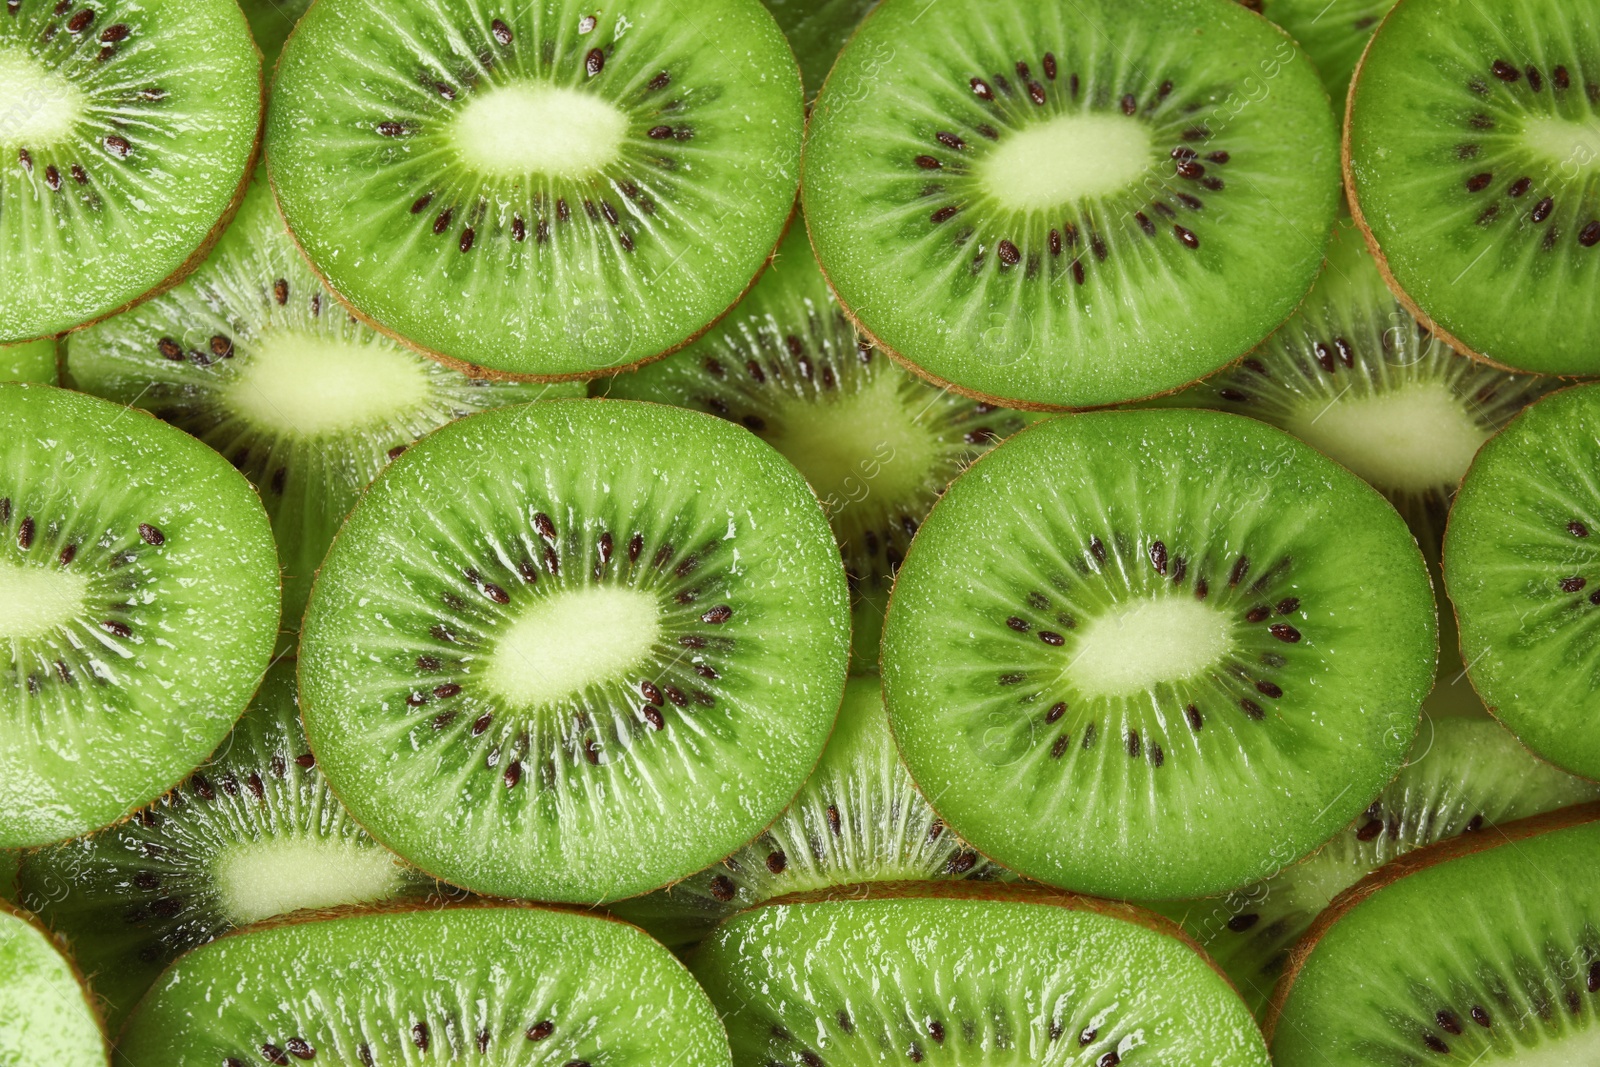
[[978, 113, 1154, 211], [450, 84, 627, 178], [0, 51, 85, 148], [483, 585, 663, 708], [0, 907, 106, 1067], [0, 340, 57, 384]]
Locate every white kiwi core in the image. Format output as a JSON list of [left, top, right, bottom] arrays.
[[1520, 115, 1600, 171], [483, 585, 662, 708], [1067, 596, 1233, 699], [0, 562, 89, 640], [450, 83, 627, 179], [211, 837, 408, 925], [0, 50, 85, 150], [1285, 381, 1488, 493], [225, 331, 433, 437], [980, 114, 1154, 212]]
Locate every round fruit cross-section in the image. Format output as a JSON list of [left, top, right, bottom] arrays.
[[267, 0, 803, 379], [0, 902, 107, 1067], [882, 409, 1437, 899], [299, 399, 850, 902]]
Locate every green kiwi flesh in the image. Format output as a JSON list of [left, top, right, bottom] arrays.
[[691, 883, 1270, 1066], [0, 901, 107, 1067], [1156, 714, 1600, 1018], [266, 0, 804, 379], [16, 659, 442, 1032], [0, 0, 261, 343], [299, 399, 850, 902], [116, 904, 732, 1067], [1, 339, 57, 383], [802, 0, 1341, 408], [0, 384, 279, 848], [1346, 0, 1600, 374], [882, 408, 1437, 899], [1254, 0, 1395, 110]]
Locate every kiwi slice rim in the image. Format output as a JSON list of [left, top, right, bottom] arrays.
[[0, 897, 110, 1067]]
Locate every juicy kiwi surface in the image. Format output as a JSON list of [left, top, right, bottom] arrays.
[[266, 0, 804, 379], [0, 0, 261, 343], [802, 0, 1341, 409], [1, 339, 57, 383], [601, 223, 1030, 672], [66, 175, 579, 645], [1346, 0, 1600, 374], [0, 901, 107, 1067], [117, 904, 732, 1067], [610, 677, 1004, 948], [299, 399, 850, 903], [1269, 807, 1600, 1064], [882, 408, 1437, 900], [17, 659, 442, 1032], [1445, 383, 1600, 780], [691, 883, 1270, 1067], [1156, 714, 1600, 1018], [0, 384, 279, 848]]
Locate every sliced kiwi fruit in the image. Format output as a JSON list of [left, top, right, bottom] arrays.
[[65, 174, 580, 646], [0, 0, 261, 343], [0, 900, 107, 1067], [692, 882, 1270, 1067], [882, 408, 1437, 900], [0, 384, 279, 848], [1156, 714, 1600, 1018], [117, 903, 732, 1066], [762, 0, 877, 99], [802, 0, 1341, 409], [1267, 804, 1600, 1063], [16, 658, 444, 1032], [266, 0, 804, 380], [1346, 0, 1600, 374], [600, 224, 1031, 673], [299, 399, 850, 902], [1444, 382, 1600, 779], [610, 677, 1005, 948], [1252, 0, 1395, 109], [240, 0, 311, 69], [1, 339, 57, 383]]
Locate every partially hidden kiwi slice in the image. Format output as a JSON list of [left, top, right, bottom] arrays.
[[610, 677, 1005, 948], [0, 0, 262, 343], [16, 658, 444, 1032], [65, 174, 579, 645], [299, 399, 850, 902], [882, 408, 1437, 899], [600, 223, 1031, 673], [0, 900, 107, 1067], [117, 903, 731, 1067], [239, 0, 312, 69], [1156, 713, 1600, 1019], [1252, 0, 1395, 110], [1445, 382, 1600, 780], [266, 0, 804, 379], [1346, 0, 1600, 374], [802, 0, 1341, 409], [691, 883, 1270, 1067], [0, 384, 279, 848], [762, 0, 878, 100], [1267, 804, 1600, 1064], [1, 339, 57, 383]]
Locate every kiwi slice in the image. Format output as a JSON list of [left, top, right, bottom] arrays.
[[610, 678, 1004, 948], [65, 174, 579, 645], [0, 0, 261, 343], [801, 0, 1341, 410], [299, 399, 850, 902], [882, 408, 1437, 900], [1267, 804, 1600, 1063], [1, 339, 57, 383], [0, 384, 278, 848], [1253, 0, 1394, 109], [600, 224, 1030, 673], [117, 903, 732, 1066], [1346, 0, 1600, 374], [0, 900, 107, 1067], [1444, 382, 1600, 779], [762, 0, 877, 99], [266, 0, 804, 380], [15, 658, 443, 1032], [240, 0, 311, 68], [1156, 714, 1600, 1018], [692, 882, 1269, 1066]]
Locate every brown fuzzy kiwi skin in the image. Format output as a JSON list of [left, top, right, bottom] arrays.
[[0, 896, 114, 1066], [1261, 801, 1600, 1041]]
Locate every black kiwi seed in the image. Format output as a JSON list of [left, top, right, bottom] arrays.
[[1491, 59, 1519, 81], [1561, 577, 1587, 592]]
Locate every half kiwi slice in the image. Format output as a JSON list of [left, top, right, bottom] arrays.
[[1, 339, 57, 383], [117, 903, 732, 1067], [0, 900, 107, 1067], [802, 0, 1341, 409], [0, 384, 279, 848], [610, 678, 1005, 948], [1346, 0, 1600, 374], [0, 0, 261, 343], [1156, 713, 1600, 1018], [692, 883, 1270, 1067], [65, 174, 580, 645], [16, 658, 444, 1032], [1267, 804, 1600, 1063], [1445, 382, 1600, 779], [266, 0, 804, 380], [882, 408, 1437, 900], [299, 399, 851, 902], [600, 223, 1031, 673]]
